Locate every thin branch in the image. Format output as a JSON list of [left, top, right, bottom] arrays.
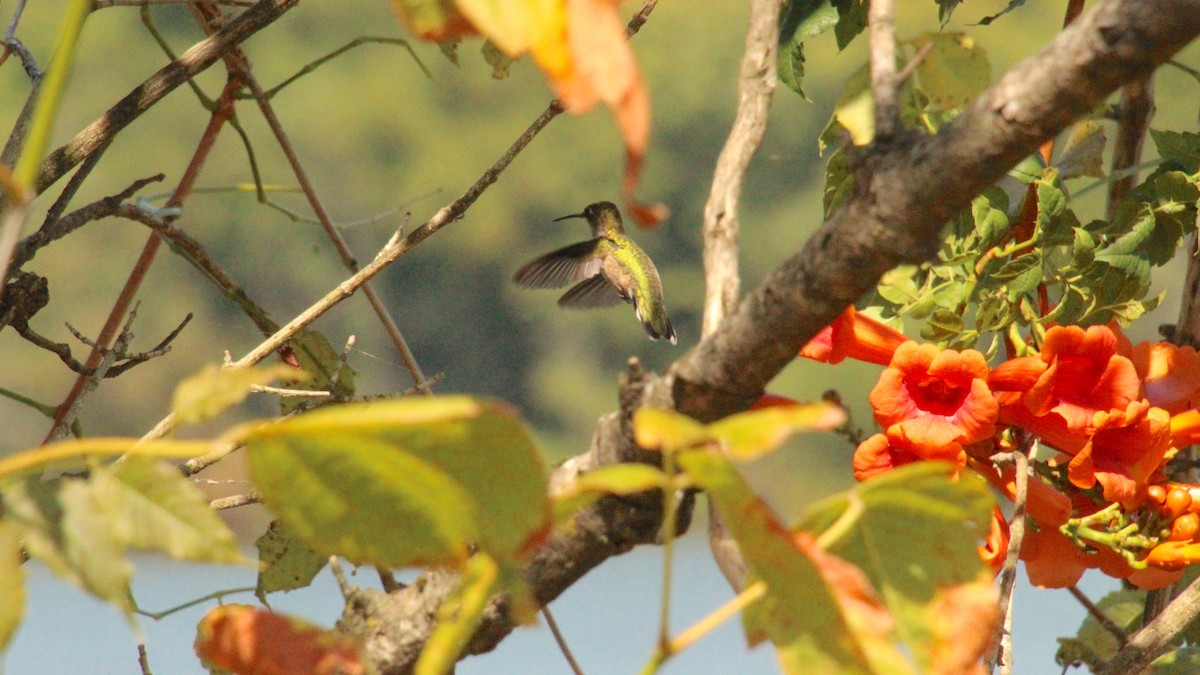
[[868, 0, 899, 140], [699, 0, 780, 593], [142, 98, 567, 440], [1105, 73, 1155, 220], [1068, 586, 1129, 645], [1098, 577, 1200, 674], [336, 3, 1200, 672], [137, 644, 152, 675], [987, 445, 1030, 675], [44, 81, 236, 441], [542, 605, 586, 675], [209, 491, 260, 510], [252, 36, 428, 99], [29, 0, 300, 198]]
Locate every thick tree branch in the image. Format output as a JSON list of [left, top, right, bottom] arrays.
[[338, 1, 1200, 672], [670, 0, 1200, 422], [1097, 576, 1200, 674]]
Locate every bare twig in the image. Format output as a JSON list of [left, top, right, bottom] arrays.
[[209, 491, 261, 510], [543, 605, 586, 675], [44, 79, 238, 442], [1068, 586, 1130, 645], [338, 3, 1200, 672], [1105, 74, 1155, 220], [45, 305, 141, 441], [142, 98, 567, 440], [699, 0, 781, 593], [987, 445, 1030, 675], [137, 644, 152, 675], [31, 0, 300, 197], [868, 0, 899, 140]]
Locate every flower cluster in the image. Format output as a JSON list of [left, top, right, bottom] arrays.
[[802, 307, 1200, 588]]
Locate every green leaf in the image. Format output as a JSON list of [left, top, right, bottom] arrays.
[[1008, 153, 1046, 184], [173, 364, 304, 426], [1034, 173, 1080, 245], [632, 408, 707, 453], [1151, 647, 1200, 673], [249, 432, 479, 568], [997, 252, 1043, 299], [1042, 286, 1092, 326], [417, 553, 502, 675], [679, 450, 907, 674], [935, 0, 963, 23], [707, 402, 846, 460], [780, 0, 838, 44], [832, 0, 868, 50], [282, 330, 357, 414], [4, 476, 134, 614], [908, 33, 991, 111], [0, 522, 24, 651], [975, 292, 1014, 333], [971, 187, 1010, 248], [1055, 588, 1144, 670], [98, 457, 242, 563], [796, 463, 997, 674], [1151, 129, 1200, 173], [823, 146, 855, 216], [778, 39, 808, 99], [833, 65, 873, 145], [255, 520, 328, 602], [245, 397, 549, 567], [551, 463, 668, 524], [1072, 228, 1096, 269], [920, 309, 963, 343]]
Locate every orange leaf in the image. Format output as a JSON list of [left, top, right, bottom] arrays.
[[195, 605, 366, 675], [926, 583, 1000, 675], [388, 0, 478, 41]]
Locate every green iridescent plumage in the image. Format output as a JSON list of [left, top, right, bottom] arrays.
[[513, 201, 676, 344]]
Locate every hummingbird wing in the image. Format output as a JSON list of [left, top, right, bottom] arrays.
[[557, 275, 626, 309], [512, 240, 603, 289]]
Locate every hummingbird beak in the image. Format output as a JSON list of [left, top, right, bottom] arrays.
[[553, 212, 586, 223]]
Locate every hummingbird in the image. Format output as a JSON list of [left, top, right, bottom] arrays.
[[513, 201, 676, 344]]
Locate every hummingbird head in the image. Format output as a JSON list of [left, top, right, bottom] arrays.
[[554, 201, 624, 238]]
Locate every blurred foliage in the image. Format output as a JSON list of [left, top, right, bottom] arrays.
[[1, 0, 1196, 512]]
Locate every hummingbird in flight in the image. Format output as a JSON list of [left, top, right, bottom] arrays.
[[513, 201, 676, 343]]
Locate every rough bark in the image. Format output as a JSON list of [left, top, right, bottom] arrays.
[[337, 2, 1200, 672]]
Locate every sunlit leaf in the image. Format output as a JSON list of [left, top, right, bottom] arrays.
[[244, 397, 550, 567], [707, 402, 846, 460], [632, 408, 707, 453], [823, 146, 854, 217], [909, 33, 990, 111], [195, 604, 366, 675], [834, 65, 873, 145], [971, 187, 1010, 248], [796, 462, 998, 674], [679, 450, 908, 673], [552, 463, 668, 524], [98, 457, 242, 563], [1151, 647, 1200, 673], [0, 522, 25, 651], [256, 520, 328, 602], [416, 553, 501, 675], [389, 0, 477, 41], [173, 363, 304, 425]]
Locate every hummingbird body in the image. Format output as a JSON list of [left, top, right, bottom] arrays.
[[514, 201, 676, 343]]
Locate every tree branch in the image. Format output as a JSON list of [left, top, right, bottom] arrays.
[[339, 2, 1200, 673], [29, 0, 299, 198]]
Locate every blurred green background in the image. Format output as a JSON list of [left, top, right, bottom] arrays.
[[2, 1, 1199, 672]]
